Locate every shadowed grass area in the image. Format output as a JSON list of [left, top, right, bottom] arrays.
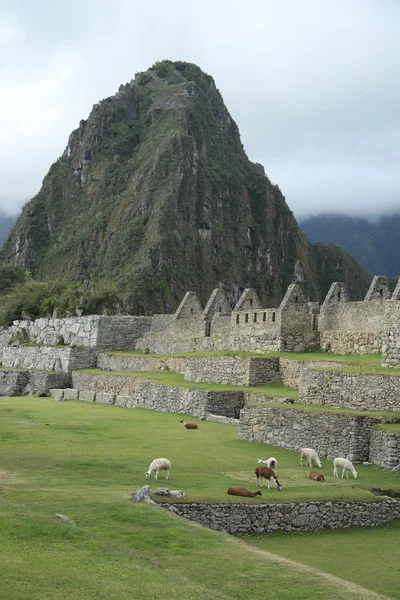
[[104, 349, 382, 365], [0, 396, 399, 599], [241, 522, 400, 600], [77, 368, 299, 398]]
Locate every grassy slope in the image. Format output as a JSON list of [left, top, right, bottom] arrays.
[[1, 397, 399, 600], [242, 524, 400, 600]]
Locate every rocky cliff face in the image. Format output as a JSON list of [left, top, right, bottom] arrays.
[[1, 61, 371, 313]]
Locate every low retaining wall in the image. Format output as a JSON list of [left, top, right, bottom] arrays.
[[369, 428, 400, 470], [97, 353, 185, 374], [2, 346, 96, 373], [71, 372, 244, 419], [299, 369, 400, 411], [184, 356, 280, 386], [239, 405, 384, 462], [279, 358, 345, 388], [320, 331, 382, 355], [160, 499, 400, 533], [0, 369, 71, 396]]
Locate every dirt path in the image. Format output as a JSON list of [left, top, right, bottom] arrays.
[[228, 536, 394, 600]]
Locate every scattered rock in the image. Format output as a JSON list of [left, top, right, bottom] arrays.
[[132, 485, 151, 502], [153, 488, 170, 496], [169, 490, 185, 498], [55, 513, 75, 525]]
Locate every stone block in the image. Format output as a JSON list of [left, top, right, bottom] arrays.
[[79, 390, 96, 402], [63, 388, 79, 400], [50, 389, 65, 401], [95, 392, 115, 404]]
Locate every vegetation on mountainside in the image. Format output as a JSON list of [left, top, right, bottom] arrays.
[[1, 61, 372, 315], [0, 278, 122, 325], [0, 261, 25, 295]]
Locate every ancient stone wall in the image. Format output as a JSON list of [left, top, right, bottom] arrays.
[[320, 331, 382, 354], [0, 369, 70, 396], [160, 500, 400, 534], [184, 357, 280, 386], [2, 346, 96, 373], [369, 428, 400, 470], [230, 308, 280, 333], [299, 369, 400, 412], [71, 373, 243, 419], [382, 330, 400, 366], [239, 405, 381, 462], [319, 300, 400, 332], [279, 359, 344, 388], [97, 353, 185, 374], [6, 316, 151, 350]]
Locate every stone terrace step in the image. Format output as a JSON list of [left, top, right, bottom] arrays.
[[97, 353, 185, 374]]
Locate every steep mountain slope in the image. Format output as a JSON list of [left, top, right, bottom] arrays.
[[1, 61, 372, 313], [300, 213, 400, 277]]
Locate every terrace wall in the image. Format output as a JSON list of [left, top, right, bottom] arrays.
[[184, 357, 280, 386], [97, 353, 185, 374], [320, 331, 382, 354], [382, 330, 400, 367], [239, 405, 383, 462], [2, 346, 96, 373], [0, 369, 70, 396], [369, 428, 400, 470], [160, 500, 400, 534], [71, 372, 244, 419], [299, 369, 400, 412]]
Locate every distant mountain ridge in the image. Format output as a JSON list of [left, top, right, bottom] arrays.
[[1, 61, 372, 313], [300, 213, 400, 277]]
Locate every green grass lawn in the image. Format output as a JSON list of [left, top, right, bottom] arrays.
[[241, 522, 400, 600], [0, 397, 399, 599], [104, 349, 382, 365], [317, 364, 400, 376], [78, 368, 299, 398]]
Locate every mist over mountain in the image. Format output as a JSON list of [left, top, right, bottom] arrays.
[[1, 61, 372, 313], [0, 212, 17, 248], [300, 213, 400, 278]]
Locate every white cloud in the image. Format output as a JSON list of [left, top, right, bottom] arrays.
[[1, 0, 400, 218]]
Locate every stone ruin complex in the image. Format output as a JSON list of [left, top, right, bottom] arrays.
[[0, 275, 399, 477]]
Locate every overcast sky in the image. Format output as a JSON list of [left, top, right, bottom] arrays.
[[1, 0, 400, 219]]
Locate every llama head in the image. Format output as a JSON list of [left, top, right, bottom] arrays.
[[353, 469, 358, 479], [256, 491, 262, 496], [317, 461, 322, 468], [145, 471, 150, 479], [276, 483, 283, 491]]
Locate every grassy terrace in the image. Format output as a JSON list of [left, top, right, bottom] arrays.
[[77, 368, 299, 398], [315, 364, 400, 376], [246, 401, 400, 420], [104, 349, 382, 364], [1, 397, 399, 599]]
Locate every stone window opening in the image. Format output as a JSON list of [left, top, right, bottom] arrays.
[[263, 312, 266, 322], [295, 296, 298, 303], [253, 313, 257, 323], [218, 306, 222, 312], [272, 312, 276, 322], [380, 289, 383, 297], [249, 299, 253, 307], [236, 314, 240, 324], [245, 313, 249, 323], [191, 308, 194, 314], [338, 292, 341, 301]]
